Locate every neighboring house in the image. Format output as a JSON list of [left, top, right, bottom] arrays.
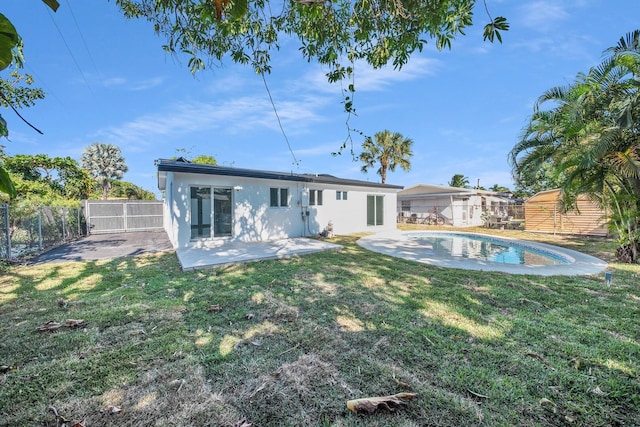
[[156, 158, 403, 248], [397, 184, 511, 227], [524, 189, 608, 236]]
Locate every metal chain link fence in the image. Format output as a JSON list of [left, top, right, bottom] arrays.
[[0, 203, 86, 261]]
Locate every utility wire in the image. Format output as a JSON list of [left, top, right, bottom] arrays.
[[260, 72, 299, 167], [45, 4, 94, 95], [64, 0, 104, 83]]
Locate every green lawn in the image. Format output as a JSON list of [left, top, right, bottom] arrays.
[[0, 229, 638, 426]]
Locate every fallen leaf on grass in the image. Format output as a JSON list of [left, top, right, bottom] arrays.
[[36, 321, 62, 332], [467, 389, 488, 399], [64, 319, 85, 328], [36, 319, 85, 332], [539, 398, 557, 413], [70, 419, 86, 427], [234, 418, 253, 427], [48, 405, 70, 424], [392, 374, 410, 388], [106, 405, 123, 414], [526, 352, 556, 370], [208, 305, 222, 313], [346, 392, 417, 414]]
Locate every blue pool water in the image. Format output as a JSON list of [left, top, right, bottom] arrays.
[[405, 232, 571, 266]]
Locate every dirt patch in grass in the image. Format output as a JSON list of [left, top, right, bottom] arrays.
[[237, 353, 350, 425], [49, 358, 243, 427]]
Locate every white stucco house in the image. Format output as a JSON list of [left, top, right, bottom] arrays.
[[397, 184, 511, 227], [156, 158, 403, 248]]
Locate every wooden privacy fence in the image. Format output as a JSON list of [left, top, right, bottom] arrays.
[[82, 200, 164, 234], [524, 190, 608, 236]]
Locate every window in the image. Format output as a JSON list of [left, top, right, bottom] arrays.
[[367, 195, 384, 226], [270, 188, 289, 207], [401, 200, 411, 212], [336, 190, 348, 201], [310, 189, 323, 206], [342, 191, 347, 200]]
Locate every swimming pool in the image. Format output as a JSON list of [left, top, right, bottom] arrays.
[[403, 232, 570, 266], [357, 231, 607, 276]]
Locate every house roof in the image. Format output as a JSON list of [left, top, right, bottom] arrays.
[[398, 183, 501, 198], [155, 159, 404, 190]]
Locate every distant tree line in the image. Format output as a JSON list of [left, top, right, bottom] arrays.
[[0, 143, 156, 208]]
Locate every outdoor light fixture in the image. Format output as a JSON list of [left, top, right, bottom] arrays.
[[233, 186, 243, 191], [605, 272, 612, 287]]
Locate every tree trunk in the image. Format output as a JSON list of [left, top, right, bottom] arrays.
[[102, 179, 109, 200]]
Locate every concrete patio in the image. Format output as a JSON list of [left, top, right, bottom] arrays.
[[175, 237, 343, 271]]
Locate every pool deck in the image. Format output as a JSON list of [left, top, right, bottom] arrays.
[[357, 230, 608, 276], [176, 237, 343, 271]]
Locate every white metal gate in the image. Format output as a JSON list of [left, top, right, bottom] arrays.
[[83, 200, 164, 234]]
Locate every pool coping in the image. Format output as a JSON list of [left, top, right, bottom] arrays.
[[357, 230, 608, 276]]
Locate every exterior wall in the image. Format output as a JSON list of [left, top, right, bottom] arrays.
[[397, 195, 489, 227], [165, 172, 398, 248], [524, 190, 608, 236], [163, 171, 179, 247]]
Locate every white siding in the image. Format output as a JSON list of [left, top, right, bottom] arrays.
[[164, 172, 398, 248]]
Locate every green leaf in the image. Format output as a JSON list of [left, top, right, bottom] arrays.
[[483, 17, 509, 44], [0, 165, 16, 199], [0, 14, 19, 71], [229, 0, 248, 21], [0, 114, 7, 138], [41, 0, 60, 12]]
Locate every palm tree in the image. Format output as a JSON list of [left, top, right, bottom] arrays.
[[510, 30, 640, 262], [489, 184, 510, 192], [359, 130, 413, 184], [448, 174, 469, 188], [81, 143, 128, 200]]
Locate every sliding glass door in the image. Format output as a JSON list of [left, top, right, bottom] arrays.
[[190, 187, 211, 239], [190, 186, 233, 239], [213, 188, 232, 237]]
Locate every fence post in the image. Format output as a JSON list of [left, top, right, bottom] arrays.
[[3, 203, 10, 260], [38, 207, 43, 250], [62, 207, 67, 243], [123, 202, 128, 232], [84, 200, 91, 235]]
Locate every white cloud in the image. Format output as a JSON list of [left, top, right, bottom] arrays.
[[518, 1, 569, 31], [130, 77, 165, 91], [101, 76, 165, 90], [102, 77, 127, 87], [299, 56, 441, 94], [93, 93, 329, 150]]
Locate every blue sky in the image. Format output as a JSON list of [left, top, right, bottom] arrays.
[[2, 1, 639, 196]]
